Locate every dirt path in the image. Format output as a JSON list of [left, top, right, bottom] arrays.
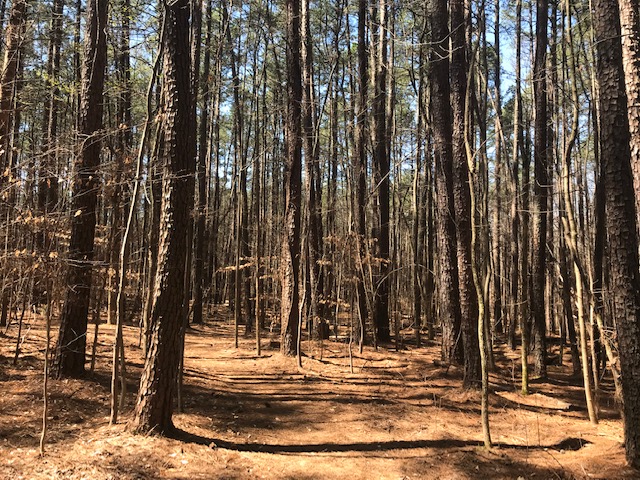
[[0, 316, 635, 479]]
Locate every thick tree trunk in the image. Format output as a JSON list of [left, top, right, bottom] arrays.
[[451, 0, 480, 388], [593, 0, 640, 466], [427, 0, 463, 364], [0, 0, 27, 331], [372, 0, 390, 343], [281, 0, 303, 357], [619, 0, 640, 229], [131, 0, 193, 434], [53, 0, 107, 377]]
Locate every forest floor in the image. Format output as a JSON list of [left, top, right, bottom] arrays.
[[0, 308, 637, 480]]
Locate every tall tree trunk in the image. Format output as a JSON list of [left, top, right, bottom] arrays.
[[0, 0, 26, 332], [413, 75, 424, 347], [53, 0, 107, 377], [508, 0, 523, 352], [107, 0, 133, 327], [281, 0, 303, 357], [193, 0, 213, 325], [593, 0, 640, 465], [619, 0, 640, 229], [353, 0, 369, 345], [532, 0, 549, 378], [208, 6, 225, 305], [427, 0, 463, 364], [559, 0, 597, 420], [372, 0, 390, 343], [301, 0, 323, 336], [223, 2, 252, 332], [493, 0, 503, 336], [451, 0, 480, 388], [131, 0, 193, 433]]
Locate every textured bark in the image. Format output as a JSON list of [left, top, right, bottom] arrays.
[[0, 0, 26, 329], [427, 0, 463, 364], [353, 0, 368, 344], [281, 0, 302, 357], [451, 0, 480, 388], [372, 0, 390, 343], [593, 0, 640, 465], [619, 0, 640, 229], [532, 0, 549, 378], [53, 0, 107, 377], [131, 0, 192, 434], [0, 0, 26, 174]]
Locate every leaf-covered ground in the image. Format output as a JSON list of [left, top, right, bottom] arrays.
[[0, 311, 636, 479]]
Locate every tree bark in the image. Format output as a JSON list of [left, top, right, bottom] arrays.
[[427, 0, 463, 364], [353, 0, 369, 345], [593, 0, 640, 465], [451, 0, 480, 388], [53, 0, 107, 377], [0, 0, 26, 163], [281, 0, 303, 357], [532, 0, 549, 379], [372, 0, 390, 343], [619, 0, 640, 230], [131, 0, 193, 433]]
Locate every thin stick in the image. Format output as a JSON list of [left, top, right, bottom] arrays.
[[39, 288, 52, 456], [109, 17, 164, 425]]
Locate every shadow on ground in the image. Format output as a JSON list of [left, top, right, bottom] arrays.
[[170, 428, 590, 454]]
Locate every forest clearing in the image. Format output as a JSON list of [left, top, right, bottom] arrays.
[[0, 313, 635, 479]]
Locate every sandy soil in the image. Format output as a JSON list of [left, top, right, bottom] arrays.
[[0, 309, 636, 479]]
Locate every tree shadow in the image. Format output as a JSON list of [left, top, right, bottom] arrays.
[[169, 428, 590, 454]]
